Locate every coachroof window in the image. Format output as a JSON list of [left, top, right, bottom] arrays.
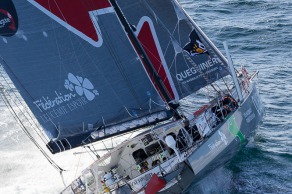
[[132, 149, 147, 163]]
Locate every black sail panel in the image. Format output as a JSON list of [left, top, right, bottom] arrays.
[[116, 0, 230, 100], [0, 0, 170, 153]]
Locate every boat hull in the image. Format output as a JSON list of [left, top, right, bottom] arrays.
[[159, 82, 264, 193]]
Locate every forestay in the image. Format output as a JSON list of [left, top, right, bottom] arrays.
[[0, 0, 171, 153]]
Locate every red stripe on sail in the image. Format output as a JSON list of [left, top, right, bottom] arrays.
[[137, 21, 175, 100], [34, 0, 111, 42]]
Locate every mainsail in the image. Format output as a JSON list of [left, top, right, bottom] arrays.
[[0, 0, 230, 154], [0, 0, 171, 153]]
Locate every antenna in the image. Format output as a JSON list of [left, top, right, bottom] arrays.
[[223, 41, 243, 103]]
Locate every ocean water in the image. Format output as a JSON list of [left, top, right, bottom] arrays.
[[0, 0, 291, 193], [182, 0, 292, 193]]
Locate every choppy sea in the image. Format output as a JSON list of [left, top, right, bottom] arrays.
[[0, 0, 291, 193], [183, 0, 292, 193]]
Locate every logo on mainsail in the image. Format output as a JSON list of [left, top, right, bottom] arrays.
[[183, 29, 208, 56], [65, 73, 99, 101], [28, 0, 113, 47], [0, 0, 18, 37], [33, 73, 99, 115]]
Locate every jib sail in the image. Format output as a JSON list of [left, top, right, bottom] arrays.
[[116, 0, 230, 100]]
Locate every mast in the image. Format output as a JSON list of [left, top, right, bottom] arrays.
[[109, 0, 173, 104]]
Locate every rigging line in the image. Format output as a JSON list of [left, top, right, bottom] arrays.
[[220, 72, 232, 94], [0, 90, 30, 136], [166, 21, 180, 57], [0, 75, 48, 144], [86, 146, 99, 160], [179, 1, 231, 80], [131, 23, 170, 70], [69, 33, 123, 116], [172, 26, 212, 87], [57, 0, 144, 132], [72, 39, 125, 118], [212, 79, 226, 94], [138, 39, 172, 86], [49, 1, 65, 89], [182, 51, 211, 87], [81, 115, 109, 144], [102, 139, 111, 152], [0, 57, 37, 108], [127, 131, 136, 140], [142, 0, 177, 47], [171, 40, 199, 97], [110, 137, 114, 149], [91, 144, 101, 159], [52, 0, 66, 24], [110, 0, 172, 104], [56, 1, 130, 113], [148, 98, 153, 113], [210, 83, 219, 94], [176, 19, 183, 53], [177, 1, 229, 67], [50, 118, 60, 140], [54, 0, 103, 90], [84, 1, 144, 107], [202, 86, 211, 103], [171, 52, 185, 97], [141, 0, 187, 90], [86, 0, 105, 37], [0, 90, 65, 172], [180, 53, 201, 95], [60, 171, 67, 188], [0, 84, 64, 172], [85, 147, 96, 161], [124, 106, 136, 118], [136, 1, 179, 76], [141, 0, 186, 69], [148, 98, 152, 113], [136, 39, 174, 103], [150, 98, 166, 107], [74, 146, 83, 179], [135, 18, 176, 98], [81, 126, 103, 145], [101, 116, 106, 130], [7, 91, 48, 143]]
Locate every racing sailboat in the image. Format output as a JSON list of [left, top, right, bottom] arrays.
[[0, 0, 264, 193]]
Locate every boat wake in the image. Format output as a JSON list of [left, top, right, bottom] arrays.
[[186, 167, 232, 194], [0, 108, 24, 149]]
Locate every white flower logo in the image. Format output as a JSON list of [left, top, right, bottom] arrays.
[[64, 79, 74, 91], [64, 73, 99, 101]]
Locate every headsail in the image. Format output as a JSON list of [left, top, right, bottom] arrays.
[[116, 0, 231, 100], [0, 0, 171, 153]]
